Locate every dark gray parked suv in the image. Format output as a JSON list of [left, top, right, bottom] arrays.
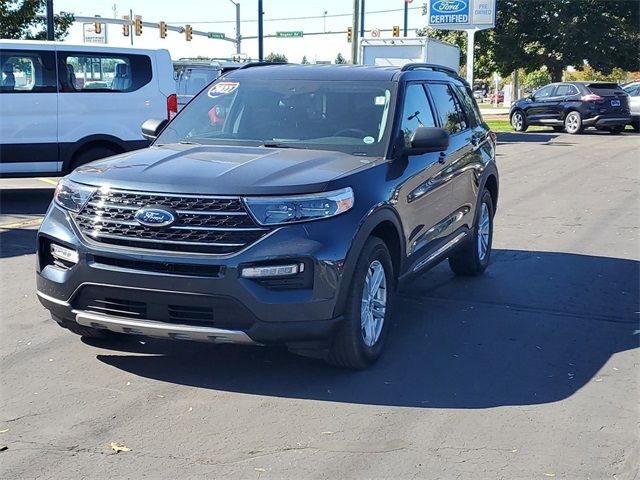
[[37, 63, 498, 369]]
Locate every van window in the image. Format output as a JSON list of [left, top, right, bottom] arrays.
[[58, 52, 152, 92], [428, 83, 468, 134], [0, 50, 57, 93]]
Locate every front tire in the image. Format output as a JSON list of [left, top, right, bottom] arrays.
[[327, 237, 395, 369], [564, 111, 583, 134], [449, 190, 494, 276], [510, 110, 528, 132], [608, 125, 624, 135]]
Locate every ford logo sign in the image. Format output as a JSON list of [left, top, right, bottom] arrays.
[[432, 0, 467, 14], [134, 206, 176, 227]]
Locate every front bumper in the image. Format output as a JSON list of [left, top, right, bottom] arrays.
[[37, 203, 356, 345]]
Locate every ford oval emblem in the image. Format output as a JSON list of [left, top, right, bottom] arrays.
[[134, 206, 176, 227], [432, 0, 466, 14]]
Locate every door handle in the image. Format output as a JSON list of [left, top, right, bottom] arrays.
[[438, 152, 447, 164]]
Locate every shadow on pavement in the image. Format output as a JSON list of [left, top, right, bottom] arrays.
[[0, 188, 54, 216], [94, 249, 639, 409], [0, 188, 53, 258], [496, 132, 559, 144], [0, 228, 38, 258]]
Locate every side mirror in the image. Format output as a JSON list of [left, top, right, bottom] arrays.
[[141, 118, 168, 142], [405, 127, 450, 155]]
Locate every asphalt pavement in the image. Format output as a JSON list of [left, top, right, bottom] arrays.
[[1, 130, 638, 479]]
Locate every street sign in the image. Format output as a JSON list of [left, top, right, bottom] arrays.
[[427, 0, 495, 30], [276, 31, 303, 38], [207, 32, 226, 39], [83, 23, 107, 44]]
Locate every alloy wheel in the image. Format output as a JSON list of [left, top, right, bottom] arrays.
[[477, 202, 491, 261], [360, 260, 387, 347]]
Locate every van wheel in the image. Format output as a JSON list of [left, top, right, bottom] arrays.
[[71, 145, 120, 171], [327, 237, 394, 369], [510, 110, 528, 132], [449, 189, 494, 276], [564, 111, 583, 134]]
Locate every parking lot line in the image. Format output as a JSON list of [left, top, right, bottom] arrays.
[[0, 218, 43, 230], [37, 177, 58, 186]]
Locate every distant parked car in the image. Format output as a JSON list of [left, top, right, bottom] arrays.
[[509, 81, 631, 134], [622, 81, 640, 132], [488, 91, 504, 103], [473, 89, 486, 99]]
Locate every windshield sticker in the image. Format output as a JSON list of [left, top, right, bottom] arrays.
[[363, 136, 375, 144], [374, 96, 386, 106], [208, 82, 239, 98]]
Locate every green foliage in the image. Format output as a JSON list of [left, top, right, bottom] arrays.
[[565, 65, 630, 83], [0, 0, 74, 40], [335, 53, 347, 64], [419, 0, 640, 82], [301, 55, 310, 64], [265, 52, 288, 63], [522, 68, 552, 91]]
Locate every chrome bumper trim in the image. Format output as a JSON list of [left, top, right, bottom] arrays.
[[37, 290, 71, 307], [74, 310, 259, 345]]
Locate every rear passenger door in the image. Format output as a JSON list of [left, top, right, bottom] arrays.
[[0, 46, 59, 175]]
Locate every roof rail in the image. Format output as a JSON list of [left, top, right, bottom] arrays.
[[400, 63, 458, 76], [236, 61, 287, 70]]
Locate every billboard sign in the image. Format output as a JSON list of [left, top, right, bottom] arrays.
[[428, 0, 495, 30], [83, 23, 107, 44]]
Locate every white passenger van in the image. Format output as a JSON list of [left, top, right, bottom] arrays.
[[0, 40, 175, 177]]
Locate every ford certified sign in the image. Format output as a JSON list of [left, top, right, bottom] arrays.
[[429, 0, 470, 26], [134, 206, 177, 227]]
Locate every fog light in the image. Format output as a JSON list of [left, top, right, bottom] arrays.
[[241, 263, 304, 278], [50, 243, 79, 264]]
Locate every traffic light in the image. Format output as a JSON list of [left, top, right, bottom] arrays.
[[134, 15, 142, 36], [185, 24, 193, 41], [159, 21, 167, 39], [347, 26, 353, 43], [122, 15, 130, 37], [94, 22, 102, 34], [392, 25, 400, 37]]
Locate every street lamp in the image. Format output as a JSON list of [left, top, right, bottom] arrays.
[[228, 0, 241, 54]]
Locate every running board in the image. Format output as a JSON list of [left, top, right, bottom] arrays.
[[412, 232, 468, 273]]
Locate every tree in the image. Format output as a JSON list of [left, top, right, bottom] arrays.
[[265, 52, 287, 63], [335, 53, 347, 64], [0, 0, 74, 40], [301, 55, 310, 64], [522, 68, 552, 91], [419, 0, 640, 82]]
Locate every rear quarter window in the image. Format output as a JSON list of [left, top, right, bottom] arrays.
[[58, 52, 152, 92]]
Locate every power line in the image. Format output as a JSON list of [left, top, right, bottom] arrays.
[[165, 6, 423, 25]]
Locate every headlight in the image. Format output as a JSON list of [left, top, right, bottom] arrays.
[[54, 178, 96, 212], [244, 187, 354, 226]]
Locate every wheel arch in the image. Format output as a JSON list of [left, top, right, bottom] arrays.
[[61, 134, 137, 173]]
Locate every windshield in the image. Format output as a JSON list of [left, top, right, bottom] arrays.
[[156, 77, 396, 156]]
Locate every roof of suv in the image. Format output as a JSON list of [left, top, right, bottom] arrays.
[[224, 63, 461, 83]]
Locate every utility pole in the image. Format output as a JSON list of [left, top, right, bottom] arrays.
[[350, 0, 359, 64], [403, 0, 408, 37], [258, 0, 264, 61], [129, 9, 134, 46], [359, 0, 365, 38], [46, 0, 54, 40], [228, 0, 241, 55]]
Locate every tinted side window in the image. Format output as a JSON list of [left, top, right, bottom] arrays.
[[0, 50, 57, 93], [534, 85, 555, 99], [400, 83, 436, 148], [455, 85, 483, 127], [428, 83, 467, 134], [556, 84, 579, 96], [622, 84, 639, 96], [58, 52, 152, 92]]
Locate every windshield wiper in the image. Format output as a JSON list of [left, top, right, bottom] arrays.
[[179, 140, 201, 145], [261, 142, 295, 148]]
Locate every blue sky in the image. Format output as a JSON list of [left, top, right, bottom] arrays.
[[54, 0, 428, 61]]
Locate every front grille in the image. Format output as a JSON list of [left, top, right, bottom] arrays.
[[91, 255, 223, 278], [73, 189, 269, 254], [73, 285, 257, 330]]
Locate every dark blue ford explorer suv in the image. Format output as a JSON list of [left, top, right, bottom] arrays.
[[37, 63, 498, 369]]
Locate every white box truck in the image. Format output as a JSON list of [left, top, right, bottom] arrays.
[[360, 37, 460, 72]]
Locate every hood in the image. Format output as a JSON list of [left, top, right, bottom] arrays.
[[70, 144, 379, 195]]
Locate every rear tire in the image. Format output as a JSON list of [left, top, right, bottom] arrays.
[[327, 237, 395, 369], [608, 125, 624, 135], [71, 145, 120, 171], [510, 110, 528, 132], [449, 190, 494, 277], [564, 111, 583, 134]]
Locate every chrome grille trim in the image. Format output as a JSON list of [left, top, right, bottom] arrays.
[[73, 188, 269, 254]]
